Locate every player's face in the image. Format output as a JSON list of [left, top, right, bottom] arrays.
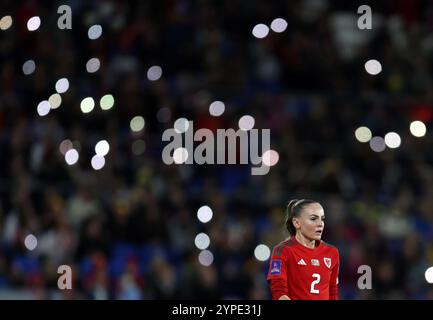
[[297, 203, 325, 241]]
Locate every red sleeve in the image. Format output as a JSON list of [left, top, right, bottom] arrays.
[[329, 250, 339, 300], [267, 246, 289, 300]]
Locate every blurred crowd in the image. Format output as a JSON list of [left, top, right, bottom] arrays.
[[1, 0, 433, 299]]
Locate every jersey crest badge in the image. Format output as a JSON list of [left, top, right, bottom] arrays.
[[324, 257, 332, 268]]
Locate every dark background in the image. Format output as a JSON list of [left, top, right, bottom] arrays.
[[0, 0, 433, 299]]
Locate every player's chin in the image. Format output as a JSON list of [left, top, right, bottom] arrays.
[[313, 232, 322, 240]]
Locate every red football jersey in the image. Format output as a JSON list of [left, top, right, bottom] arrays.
[[267, 237, 339, 300]]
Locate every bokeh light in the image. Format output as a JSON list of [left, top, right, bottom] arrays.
[[130, 116, 145, 132], [173, 147, 188, 164], [91, 155, 105, 170], [22, 60, 36, 75], [369, 136, 386, 152], [86, 58, 101, 73], [37, 100, 50, 116], [252, 24, 269, 38], [410, 120, 427, 137], [80, 97, 95, 113], [270, 18, 288, 33], [59, 139, 73, 155], [384, 132, 401, 149], [24, 234, 37, 251], [425, 266, 433, 284], [198, 250, 214, 267], [100, 94, 114, 110], [147, 66, 162, 81], [262, 150, 279, 167], [209, 101, 225, 117], [174, 118, 189, 134], [365, 59, 382, 75], [254, 244, 271, 261], [65, 149, 79, 165], [194, 233, 211, 250], [48, 93, 62, 109], [88, 25, 102, 39], [27, 16, 41, 31], [197, 205, 213, 223], [95, 140, 110, 157], [55, 78, 69, 94], [355, 126, 372, 143], [238, 115, 255, 131], [0, 16, 13, 30]]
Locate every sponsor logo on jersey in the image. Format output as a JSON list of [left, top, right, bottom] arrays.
[[311, 259, 320, 266], [297, 259, 307, 266], [270, 260, 282, 275], [324, 257, 332, 268]]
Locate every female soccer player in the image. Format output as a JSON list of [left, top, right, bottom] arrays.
[[267, 199, 339, 300]]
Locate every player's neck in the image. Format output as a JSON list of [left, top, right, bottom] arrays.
[[295, 233, 317, 249]]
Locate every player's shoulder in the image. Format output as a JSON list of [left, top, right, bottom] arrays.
[[321, 241, 339, 255], [271, 237, 297, 257]]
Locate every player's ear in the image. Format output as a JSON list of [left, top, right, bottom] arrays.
[[292, 217, 301, 230]]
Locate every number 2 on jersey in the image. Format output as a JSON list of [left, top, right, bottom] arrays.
[[310, 273, 320, 294]]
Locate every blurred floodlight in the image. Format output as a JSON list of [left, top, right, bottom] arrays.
[[130, 116, 145, 132], [238, 115, 255, 131], [270, 18, 288, 33], [95, 140, 110, 157], [91, 155, 105, 170], [80, 97, 95, 113], [194, 233, 211, 250], [384, 132, 401, 149], [55, 78, 69, 93], [100, 94, 114, 110], [174, 118, 189, 133], [365, 59, 382, 75], [173, 147, 188, 164], [24, 234, 38, 251], [88, 25, 102, 39], [355, 126, 372, 143], [262, 150, 279, 166], [198, 250, 214, 267], [252, 24, 269, 38], [27, 16, 41, 31], [23, 60, 36, 75], [86, 58, 101, 73], [209, 101, 225, 117], [48, 93, 62, 109], [369, 136, 386, 152], [65, 149, 79, 165], [197, 205, 213, 223], [254, 244, 271, 261], [147, 66, 162, 81], [37, 100, 50, 116], [410, 120, 427, 137]]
